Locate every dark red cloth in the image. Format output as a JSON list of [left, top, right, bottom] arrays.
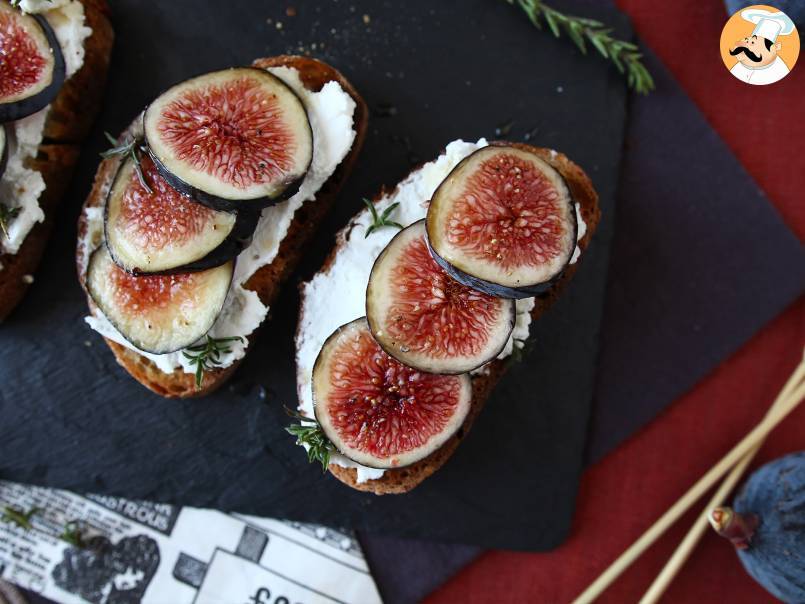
[[427, 1, 805, 602]]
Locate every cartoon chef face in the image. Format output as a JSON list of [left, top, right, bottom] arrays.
[[730, 34, 781, 68]]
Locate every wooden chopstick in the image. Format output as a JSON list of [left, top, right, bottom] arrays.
[[638, 355, 805, 603], [571, 354, 805, 604]]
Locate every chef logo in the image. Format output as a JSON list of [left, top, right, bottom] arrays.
[[720, 5, 799, 85]]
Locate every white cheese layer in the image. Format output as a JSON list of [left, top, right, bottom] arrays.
[[83, 67, 358, 374], [33, 0, 94, 78], [295, 140, 586, 483], [1, 0, 91, 255], [0, 111, 47, 255]]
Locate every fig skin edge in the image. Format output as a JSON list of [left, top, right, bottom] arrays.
[[143, 67, 314, 212], [425, 142, 578, 300], [0, 10, 66, 123]]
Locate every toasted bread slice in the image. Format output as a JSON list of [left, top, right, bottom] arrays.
[[301, 143, 600, 494], [76, 56, 369, 398], [0, 0, 113, 322]]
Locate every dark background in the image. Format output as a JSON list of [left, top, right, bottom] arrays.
[[0, 0, 630, 551]]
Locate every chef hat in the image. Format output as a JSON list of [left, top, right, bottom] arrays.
[[741, 8, 796, 42]]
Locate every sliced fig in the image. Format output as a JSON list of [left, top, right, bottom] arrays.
[[312, 318, 473, 469], [104, 154, 259, 275], [0, 2, 65, 122], [86, 247, 233, 354], [0, 125, 8, 179], [366, 220, 514, 374], [426, 145, 577, 299], [143, 68, 313, 211]]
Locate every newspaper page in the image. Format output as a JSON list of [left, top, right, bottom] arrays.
[[0, 481, 383, 604]]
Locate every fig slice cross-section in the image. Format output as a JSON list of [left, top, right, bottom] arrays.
[[0, 2, 65, 122], [366, 220, 514, 374], [426, 144, 577, 299], [143, 67, 313, 211], [86, 247, 233, 354], [104, 154, 259, 275], [312, 318, 472, 469]]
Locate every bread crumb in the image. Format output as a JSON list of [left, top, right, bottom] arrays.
[[286, 6, 296, 17], [21, 274, 34, 284], [362, 14, 370, 24]]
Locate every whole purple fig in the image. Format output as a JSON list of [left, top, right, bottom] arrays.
[[710, 452, 805, 604]]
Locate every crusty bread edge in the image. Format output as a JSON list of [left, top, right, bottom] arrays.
[[303, 143, 601, 494], [75, 56, 369, 398], [0, 0, 113, 322]]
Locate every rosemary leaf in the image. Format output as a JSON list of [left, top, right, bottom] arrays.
[[100, 132, 153, 194], [611, 51, 625, 73], [363, 197, 380, 223], [99, 132, 133, 159], [284, 407, 335, 472], [102, 131, 118, 148], [183, 335, 244, 389], [544, 9, 560, 37], [589, 31, 609, 58], [506, 0, 655, 94], [363, 198, 404, 238], [566, 19, 586, 53], [380, 202, 400, 221]]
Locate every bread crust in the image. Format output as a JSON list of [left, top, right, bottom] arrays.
[[304, 143, 601, 494], [0, 0, 113, 322], [75, 56, 369, 398]]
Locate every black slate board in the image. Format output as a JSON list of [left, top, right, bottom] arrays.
[[0, 0, 628, 551]]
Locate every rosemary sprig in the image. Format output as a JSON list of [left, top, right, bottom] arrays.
[[0, 204, 21, 240], [363, 198, 403, 238], [285, 407, 335, 472], [183, 335, 244, 389], [506, 0, 655, 94], [100, 132, 153, 194], [2, 505, 40, 530]]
